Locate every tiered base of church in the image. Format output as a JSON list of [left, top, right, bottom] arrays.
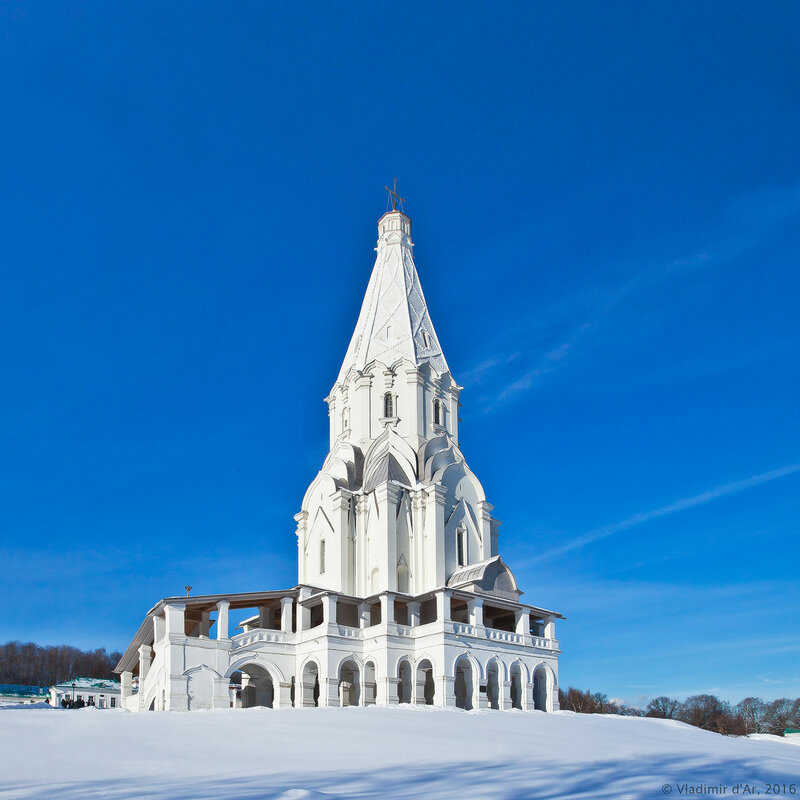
[[119, 585, 561, 713]]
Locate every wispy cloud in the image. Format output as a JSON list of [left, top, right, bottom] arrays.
[[530, 462, 800, 563], [463, 181, 800, 414]]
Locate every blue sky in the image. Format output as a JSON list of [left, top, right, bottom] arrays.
[[1, 1, 798, 705]]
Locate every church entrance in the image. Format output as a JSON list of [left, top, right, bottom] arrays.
[[338, 660, 361, 707], [486, 661, 500, 710], [300, 661, 320, 707], [240, 664, 274, 708], [397, 660, 412, 703], [510, 662, 523, 710], [533, 665, 548, 711], [416, 659, 434, 705], [363, 661, 377, 705], [454, 656, 475, 710]]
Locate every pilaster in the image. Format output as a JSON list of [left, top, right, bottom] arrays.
[[425, 483, 448, 588], [294, 511, 309, 584]]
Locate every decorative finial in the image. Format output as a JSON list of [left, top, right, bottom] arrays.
[[185, 585, 192, 597], [385, 178, 405, 212]]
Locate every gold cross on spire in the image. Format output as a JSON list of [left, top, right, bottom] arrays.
[[385, 177, 406, 212]]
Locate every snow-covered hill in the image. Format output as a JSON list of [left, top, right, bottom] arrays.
[[1, 704, 798, 800]]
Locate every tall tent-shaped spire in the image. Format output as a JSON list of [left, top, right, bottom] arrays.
[[335, 210, 449, 386]]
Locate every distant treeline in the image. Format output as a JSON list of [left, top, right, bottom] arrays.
[[0, 641, 122, 687], [559, 687, 800, 737]]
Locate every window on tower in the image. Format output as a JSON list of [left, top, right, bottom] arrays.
[[320, 540, 326, 574], [456, 527, 466, 566], [384, 392, 394, 418], [434, 398, 442, 426]]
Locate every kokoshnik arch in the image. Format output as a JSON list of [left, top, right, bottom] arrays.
[[115, 200, 563, 712]]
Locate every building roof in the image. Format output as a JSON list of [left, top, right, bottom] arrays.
[[115, 587, 298, 673], [335, 210, 449, 385], [0, 684, 49, 697], [51, 678, 120, 691]]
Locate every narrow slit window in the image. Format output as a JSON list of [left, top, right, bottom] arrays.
[[384, 392, 394, 418], [434, 399, 442, 426], [456, 527, 466, 566], [320, 540, 326, 574]]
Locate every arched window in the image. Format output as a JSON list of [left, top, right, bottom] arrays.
[[342, 407, 349, 431], [433, 398, 442, 426], [456, 526, 466, 566], [383, 392, 394, 418], [319, 540, 326, 574]]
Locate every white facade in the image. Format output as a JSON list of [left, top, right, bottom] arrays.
[[116, 207, 563, 713]]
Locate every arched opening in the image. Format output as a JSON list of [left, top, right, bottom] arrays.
[[363, 661, 377, 706], [533, 665, 548, 711], [338, 659, 361, 707], [383, 392, 394, 418], [300, 661, 320, 708], [486, 661, 500, 710], [416, 659, 435, 705], [454, 656, 475, 711], [433, 398, 442, 426], [240, 663, 274, 708], [510, 662, 523, 710], [397, 659, 412, 704]]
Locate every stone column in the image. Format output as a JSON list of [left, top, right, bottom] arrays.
[[164, 603, 185, 636], [436, 674, 456, 707], [212, 677, 231, 709], [280, 597, 293, 632], [357, 602, 370, 629], [499, 680, 513, 710], [322, 594, 338, 626], [138, 644, 152, 683], [477, 680, 490, 710], [153, 615, 166, 643], [407, 601, 421, 627], [277, 682, 293, 709], [216, 600, 230, 640], [410, 491, 427, 591], [120, 671, 132, 701], [374, 484, 401, 591], [294, 511, 309, 584], [425, 484, 448, 587], [468, 597, 484, 627], [544, 616, 556, 640], [322, 676, 339, 707], [515, 609, 528, 636], [476, 501, 494, 561], [449, 385, 461, 445], [436, 589, 451, 623], [380, 592, 395, 625], [331, 491, 353, 594], [405, 367, 424, 443], [355, 495, 370, 596]]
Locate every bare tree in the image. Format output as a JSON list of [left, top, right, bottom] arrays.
[[647, 696, 681, 719]]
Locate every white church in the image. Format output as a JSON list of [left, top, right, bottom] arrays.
[[115, 197, 563, 713]]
